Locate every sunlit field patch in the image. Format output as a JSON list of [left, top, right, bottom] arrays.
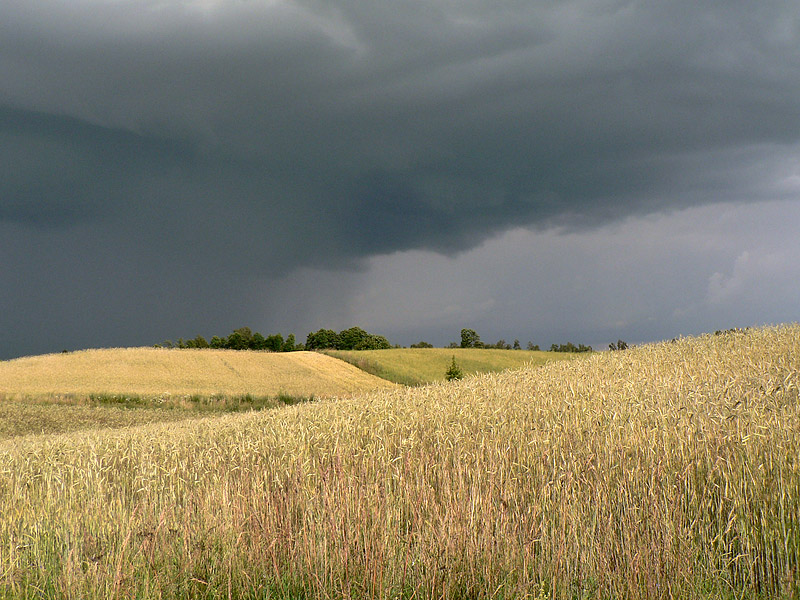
[[0, 347, 394, 399], [324, 347, 580, 385]]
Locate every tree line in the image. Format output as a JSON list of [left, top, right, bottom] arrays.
[[157, 326, 607, 354], [156, 326, 391, 352], [549, 342, 593, 353], [452, 329, 596, 352], [156, 327, 299, 352], [449, 328, 534, 350]]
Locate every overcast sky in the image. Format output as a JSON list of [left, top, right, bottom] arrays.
[[1, 0, 799, 359]]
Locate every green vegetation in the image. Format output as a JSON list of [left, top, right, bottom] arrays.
[[0, 325, 797, 599], [0, 393, 313, 441], [460, 327, 483, 348], [159, 326, 301, 351], [609, 339, 629, 351], [457, 328, 548, 351], [159, 326, 394, 352], [549, 341, 593, 352], [156, 325, 603, 355], [305, 326, 391, 350], [325, 347, 580, 385], [444, 356, 464, 381]]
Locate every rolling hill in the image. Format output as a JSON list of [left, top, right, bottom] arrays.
[[0, 325, 797, 598], [324, 346, 581, 385], [0, 347, 395, 400]]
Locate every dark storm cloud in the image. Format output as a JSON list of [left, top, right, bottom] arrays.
[[1, 0, 799, 357]]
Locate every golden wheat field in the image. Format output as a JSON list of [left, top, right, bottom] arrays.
[[0, 348, 395, 400], [1, 325, 798, 599]]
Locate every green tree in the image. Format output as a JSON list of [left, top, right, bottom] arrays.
[[306, 329, 340, 350], [264, 333, 284, 352], [305, 327, 390, 350], [251, 332, 267, 350], [460, 328, 482, 348], [226, 327, 253, 350], [282, 334, 296, 352], [339, 327, 370, 350], [609, 339, 628, 351], [445, 356, 464, 381], [356, 334, 390, 350]]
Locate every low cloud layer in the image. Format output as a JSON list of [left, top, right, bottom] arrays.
[[261, 200, 800, 349], [1, 0, 799, 358]]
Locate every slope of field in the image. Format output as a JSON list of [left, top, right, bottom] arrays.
[[0, 399, 215, 442], [1, 326, 798, 599], [325, 347, 579, 385], [0, 347, 395, 400]]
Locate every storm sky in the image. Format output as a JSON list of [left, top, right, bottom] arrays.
[[1, 0, 799, 359]]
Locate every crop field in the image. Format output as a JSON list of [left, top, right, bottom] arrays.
[[0, 392, 322, 441], [1, 325, 798, 599], [0, 347, 395, 400], [0, 398, 210, 441], [324, 347, 578, 385], [0, 349, 395, 439]]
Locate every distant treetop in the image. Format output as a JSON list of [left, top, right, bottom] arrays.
[[305, 327, 391, 351]]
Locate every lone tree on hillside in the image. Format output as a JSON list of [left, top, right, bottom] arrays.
[[460, 328, 483, 348], [445, 356, 464, 381]]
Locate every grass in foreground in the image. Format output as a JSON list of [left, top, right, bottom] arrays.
[[0, 393, 313, 441], [1, 325, 798, 599], [324, 347, 579, 385]]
